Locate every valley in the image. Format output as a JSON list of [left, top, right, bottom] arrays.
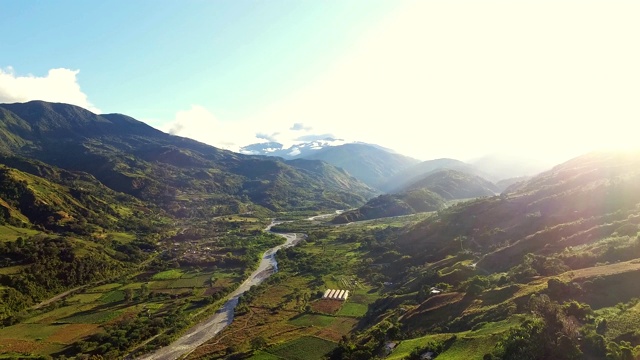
[[138, 222, 302, 360], [1, 101, 640, 360]]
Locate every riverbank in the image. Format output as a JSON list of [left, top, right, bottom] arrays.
[[137, 221, 300, 360]]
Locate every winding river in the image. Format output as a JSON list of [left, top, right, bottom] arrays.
[[138, 220, 301, 360]]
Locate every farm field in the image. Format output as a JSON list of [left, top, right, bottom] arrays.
[[0, 263, 252, 357], [0, 225, 40, 242], [185, 215, 426, 359], [266, 336, 337, 360], [385, 318, 522, 360], [336, 302, 368, 317], [0, 212, 282, 358]]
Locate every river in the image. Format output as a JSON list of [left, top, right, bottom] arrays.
[[137, 220, 301, 360]]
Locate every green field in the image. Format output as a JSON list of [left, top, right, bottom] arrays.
[[60, 310, 122, 324], [386, 334, 454, 360], [0, 265, 27, 275], [336, 302, 368, 317], [152, 269, 185, 280], [99, 290, 125, 303], [168, 274, 212, 288], [0, 323, 61, 341], [267, 336, 337, 360], [436, 336, 498, 360], [0, 225, 39, 242], [68, 292, 104, 304], [107, 232, 136, 243], [248, 351, 282, 360], [386, 318, 521, 360], [88, 283, 122, 292]]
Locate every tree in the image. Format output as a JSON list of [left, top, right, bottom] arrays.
[[250, 336, 267, 351], [596, 318, 607, 335], [124, 288, 134, 302]]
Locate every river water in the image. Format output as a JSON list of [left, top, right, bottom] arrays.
[[138, 221, 300, 360]]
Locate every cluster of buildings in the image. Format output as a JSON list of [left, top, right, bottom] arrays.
[[322, 289, 349, 301]]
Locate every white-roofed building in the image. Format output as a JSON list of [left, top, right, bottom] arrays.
[[322, 289, 331, 299]]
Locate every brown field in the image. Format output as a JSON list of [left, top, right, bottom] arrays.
[[0, 338, 63, 354], [310, 299, 343, 314], [312, 317, 358, 342], [568, 259, 640, 280], [203, 286, 226, 296], [47, 323, 100, 344], [418, 292, 465, 313]]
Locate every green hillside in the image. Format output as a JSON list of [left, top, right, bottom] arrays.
[[333, 169, 497, 224], [402, 169, 498, 200], [332, 189, 445, 224], [381, 158, 491, 193], [0, 101, 375, 216], [302, 143, 420, 190], [327, 151, 640, 360]]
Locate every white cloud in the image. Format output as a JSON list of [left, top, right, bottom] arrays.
[[158, 105, 348, 152], [0, 67, 99, 113], [151, 2, 640, 166], [288, 148, 301, 157], [161, 105, 261, 152], [290, 122, 312, 131]]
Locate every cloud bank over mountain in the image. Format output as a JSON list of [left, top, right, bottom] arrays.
[[0, 67, 99, 113]]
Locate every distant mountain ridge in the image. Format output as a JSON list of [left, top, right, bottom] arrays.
[[242, 141, 420, 190], [380, 158, 494, 193], [398, 151, 640, 271], [301, 143, 420, 190], [333, 168, 498, 223], [402, 169, 499, 199], [332, 188, 445, 224]]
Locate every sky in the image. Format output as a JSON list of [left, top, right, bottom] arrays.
[[1, 0, 639, 168]]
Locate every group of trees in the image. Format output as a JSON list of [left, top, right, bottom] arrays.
[[0, 235, 135, 323], [69, 302, 189, 358], [485, 295, 640, 360]]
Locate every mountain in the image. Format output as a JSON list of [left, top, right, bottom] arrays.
[[331, 188, 445, 224], [0, 156, 169, 320], [301, 143, 420, 190], [380, 158, 491, 193], [332, 169, 497, 223], [0, 157, 156, 234], [495, 175, 531, 192], [398, 151, 640, 272], [402, 169, 499, 200], [239, 138, 347, 158], [241, 141, 420, 190], [0, 101, 376, 215], [467, 153, 557, 181]]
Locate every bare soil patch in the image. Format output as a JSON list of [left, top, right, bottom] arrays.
[[48, 323, 100, 344], [310, 299, 343, 314]]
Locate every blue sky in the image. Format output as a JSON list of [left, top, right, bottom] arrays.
[[2, 1, 640, 167], [1, 1, 398, 118]]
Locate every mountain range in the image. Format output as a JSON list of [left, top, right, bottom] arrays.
[[241, 141, 421, 190], [0, 101, 376, 216]]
